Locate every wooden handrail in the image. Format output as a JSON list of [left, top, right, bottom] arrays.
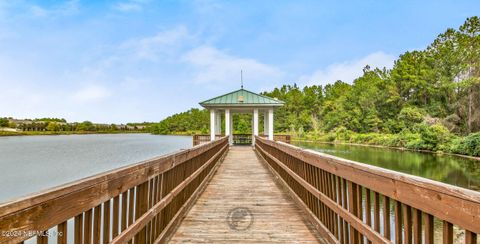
[[0, 137, 229, 244], [255, 136, 480, 244]]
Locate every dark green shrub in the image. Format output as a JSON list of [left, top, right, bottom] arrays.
[[450, 133, 480, 156]]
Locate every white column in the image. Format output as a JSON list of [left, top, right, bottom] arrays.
[[268, 108, 274, 140], [225, 109, 231, 144], [215, 112, 221, 135], [229, 111, 233, 144], [210, 109, 215, 141], [263, 111, 269, 137], [225, 109, 230, 136], [253, 108, 259, 145]]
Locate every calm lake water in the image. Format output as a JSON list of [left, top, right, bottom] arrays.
[[0, 134, 191, 203], [293, 141, 480, 191]]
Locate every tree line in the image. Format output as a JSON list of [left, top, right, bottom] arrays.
[[152, 17, 479, 156]]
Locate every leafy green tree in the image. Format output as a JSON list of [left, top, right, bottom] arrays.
[[46, 122, 60, 132], [0, 118, 9, 127]]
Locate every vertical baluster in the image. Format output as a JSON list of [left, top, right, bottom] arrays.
[[465, 230, 477, 244], [365, 189, 372, 244], [84, 209, 92, 244], [395, 201, 402, 244], [320, 170, 327, 226], [342, 178, 349, 243], [403, 204, 412, 244], [112, 195, 120, 238], [383, 196, 391, 240], [337, 176, 345, 244], [348, 181, 359, 244], [373, 192, 380, 232], [122, 191, 128, 231], [331, 173, 338, 239], [74, 213, 83, 244], [93, 205, 101, 244], [424, 213, 434, 244], [57, 221, 67, 244], [128, 187, 135, 244], [156, 173, 164, 238], [103, 200, 111, 244], [412, 208, 422, 244], [135, 182, 148, 243], [36, 232, 48, 244], [443, 221, 453, 244], [356, 185, 363, 242], [146, 179, 153, 244]]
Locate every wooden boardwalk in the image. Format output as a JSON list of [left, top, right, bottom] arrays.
[[169, 146, 324, 243]]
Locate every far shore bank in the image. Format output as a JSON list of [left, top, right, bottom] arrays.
[[292, 138, 480, 162]]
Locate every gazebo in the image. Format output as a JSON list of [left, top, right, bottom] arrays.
[[199, 88, 284, 145]]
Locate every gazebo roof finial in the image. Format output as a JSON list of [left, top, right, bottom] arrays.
[[241, 70, 243, 89]]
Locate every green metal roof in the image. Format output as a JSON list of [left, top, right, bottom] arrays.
[[199, 89, 284, 107]]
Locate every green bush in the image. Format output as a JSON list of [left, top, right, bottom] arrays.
[[398, 107, 425, 128], [334, 126, 352, 141], [450, 133, 480, 156]]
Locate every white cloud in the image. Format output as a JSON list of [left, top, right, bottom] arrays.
[[182, 46, 283, 87], [72, 85, 111, 103], [299, 51, 396, 85], [114, 0, 150, 12], [28, 0, 80, 18], [120, 26, 192, 61]]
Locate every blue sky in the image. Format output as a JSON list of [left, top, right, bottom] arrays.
[[0, 0, 479, 123]]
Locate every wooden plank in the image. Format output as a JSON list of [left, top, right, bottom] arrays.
[[465, 231, 477, 244], [112, 195, 120, 238], [342, 178, 349, 244], [93, 205, 101, 244], [74, 213, 83, 244], [383, 196, 391, 240], [403, 204, 412, 244], [412, 208, 421, 244], [424, 213, 434, 244], [103, 200, 111, 244], [356, 185, 363, 242], [348, 181, 359, 244], [84, 209, 92, 244], [169, 146, 325, 243], [443, 221, 453, 244], [57, 221, 67, 244], [394, 201, 402, 244], [338, 176, 345, 244], [374, 192, 380, 232], [36, 233, 47, 244]]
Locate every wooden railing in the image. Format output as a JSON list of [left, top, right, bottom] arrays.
[[0, 137, 229, 244], [192, 134, 223, 146], [259, 134, 291, 144], [193, 134, 291, 146], [255, 136, 480, 244]]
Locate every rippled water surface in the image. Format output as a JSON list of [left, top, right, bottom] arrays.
[[0, 134, 191, 202]]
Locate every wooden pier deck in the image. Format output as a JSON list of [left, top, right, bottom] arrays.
[[169, 146, 325, 243]]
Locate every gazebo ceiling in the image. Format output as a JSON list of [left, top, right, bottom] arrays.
[[199, 89, 284, 108]]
